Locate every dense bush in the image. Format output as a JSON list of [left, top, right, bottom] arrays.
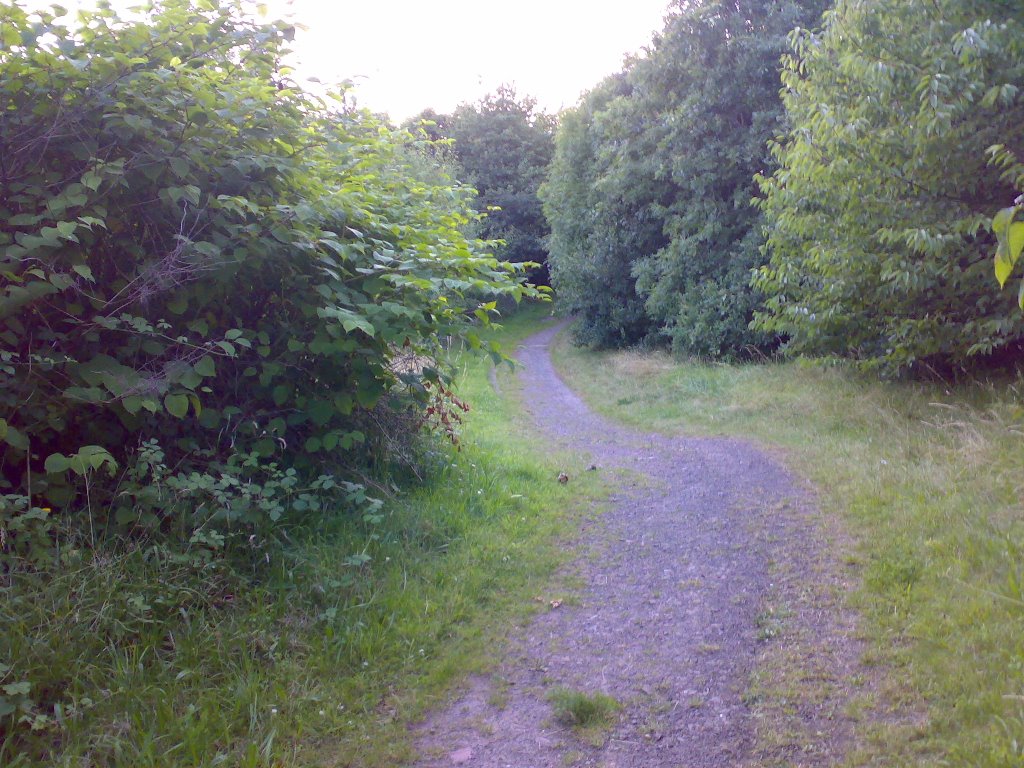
[[754, 0, 1024, 373], [0, 0, 539, 566]]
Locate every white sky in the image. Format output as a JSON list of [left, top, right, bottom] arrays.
[[264, 0, 671, 120], [20, 0, 672, 120]]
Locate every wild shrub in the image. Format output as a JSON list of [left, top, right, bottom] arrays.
[[0, 0, 539, 561]]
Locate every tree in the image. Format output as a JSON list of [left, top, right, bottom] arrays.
[[754, 0, 1024, 374], [541, 72, 669, 347], [542, 0, 826, 356], [409, 86, 556, 283]]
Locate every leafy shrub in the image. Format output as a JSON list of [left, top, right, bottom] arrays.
[[0, 0, 539, 554], [754, 0, 1024, 374]]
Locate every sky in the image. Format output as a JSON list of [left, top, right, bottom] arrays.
[[20, 0, 673, 121], [263, 0, 672, 120]]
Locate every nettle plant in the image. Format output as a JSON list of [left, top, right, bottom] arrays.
[[0, 0, 540, 562]]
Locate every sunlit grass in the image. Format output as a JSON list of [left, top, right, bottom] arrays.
[[552, 332, 1024, 766]]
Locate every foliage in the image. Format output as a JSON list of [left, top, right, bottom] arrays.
[[408, 86, 555, 283], [541, 73, 662, 347], [0, 0, 538, 556], [754, 0, 1024, 374], [0, 304, 597, 767], [542, 0, 826, 356], [989, 143, 1024, 303], [629, 0, 827, 358]]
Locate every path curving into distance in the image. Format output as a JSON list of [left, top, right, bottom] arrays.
[[413, 321, 858, 768]]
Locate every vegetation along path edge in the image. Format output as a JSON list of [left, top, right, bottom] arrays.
[[411, 321, 865, 767]]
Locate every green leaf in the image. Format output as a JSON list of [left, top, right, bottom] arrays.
[[1008, 222, 1024, 265], [167, 295, 188, 315], [995, 244, 1014, 288], [44, 453, 71, 473], [164, 393, 189, 419], [356, 383, 382, 409], [71, 264, 94, 281], [993, 207, 1016, 236], [307, 399, 334, 426], [3, 425, 28, 451], [193, 355, 216, 377], [272, 385, 291, 405], [169, 157, 190, 178]]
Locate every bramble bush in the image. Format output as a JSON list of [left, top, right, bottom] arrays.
[[0, 0, 541, 567]]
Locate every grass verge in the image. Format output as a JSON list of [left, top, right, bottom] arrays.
[[551, 331, 1024, 766], [1, 303, 603, 767]]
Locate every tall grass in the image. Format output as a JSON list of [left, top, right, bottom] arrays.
[[1, 304, 599, 767], [552, 334, 1024, 766]]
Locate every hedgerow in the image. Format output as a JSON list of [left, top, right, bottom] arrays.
[[0, 0, 540, 566]]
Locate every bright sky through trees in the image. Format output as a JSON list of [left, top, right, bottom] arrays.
[[19, 0, 671, 119]]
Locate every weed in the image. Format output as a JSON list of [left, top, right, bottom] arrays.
[[547, 687, 621, 728]]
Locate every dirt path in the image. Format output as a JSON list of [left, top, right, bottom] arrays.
[[413, 322, 858, 767]]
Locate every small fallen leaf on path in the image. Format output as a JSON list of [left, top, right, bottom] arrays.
[[549, 599, 562, 609]]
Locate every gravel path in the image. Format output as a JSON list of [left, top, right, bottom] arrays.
[[412, 322, 857, 768]]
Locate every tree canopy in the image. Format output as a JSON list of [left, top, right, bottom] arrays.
[[754, 0, 1024, 373], [542, 0, 828, 356], [409, 86, 555, 283]]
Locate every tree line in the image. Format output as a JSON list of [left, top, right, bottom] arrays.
[[541, 0, 1024, 375]]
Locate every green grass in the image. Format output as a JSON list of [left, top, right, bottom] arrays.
[[1, 303, 604, 767], [547, 687, 620, 746], [547, 687, 620, 726], [551, 332, 1024, 766]]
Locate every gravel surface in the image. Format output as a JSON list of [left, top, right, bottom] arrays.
[[412, 322, 858, 768]]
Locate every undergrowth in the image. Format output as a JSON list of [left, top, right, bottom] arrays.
[[552, 331, 1024, 766], [1, 304, 599, 767]]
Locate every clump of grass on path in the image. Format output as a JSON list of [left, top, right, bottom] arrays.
[[547, 688, 621, 728], [552, 331, 1024, 767], [547, 687, 621, 747]]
